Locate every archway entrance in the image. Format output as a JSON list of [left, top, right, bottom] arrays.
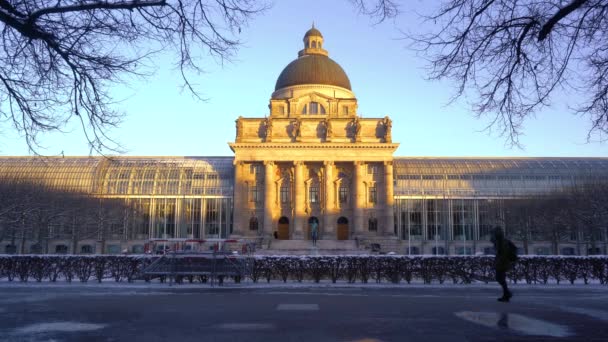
[[337, 216, 349, 240], [278, 216, 290, 240], [307, 216, 319, 240]]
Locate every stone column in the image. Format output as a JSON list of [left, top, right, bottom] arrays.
[[293, 161, 305, 239], [353, 161, 364, 236], [231, 161, 246, 236], [323, 161, 334, 238], [384, 161, 395, 236], [263, 161, 275, 236]]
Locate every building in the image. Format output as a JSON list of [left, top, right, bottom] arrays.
[[1, 27, 607, 255]]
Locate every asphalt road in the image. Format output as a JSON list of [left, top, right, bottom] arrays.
[[0, 283, 607, 342]]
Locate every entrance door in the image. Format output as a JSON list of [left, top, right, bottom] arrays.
[[337, 216, 349, 240], [278, 216, 290, 240]]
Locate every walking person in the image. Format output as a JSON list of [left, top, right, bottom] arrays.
[[311, 220, 319, 247], [491, 227, 517, 302]]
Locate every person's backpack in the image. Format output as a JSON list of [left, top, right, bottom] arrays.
[[505, 239, 518, 262]]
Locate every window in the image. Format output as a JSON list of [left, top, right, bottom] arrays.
[[309, 185, 319, 203], [308, 102, 325, 114], [280, 185, 290, 203], [342, 106, 349, 115], [55, 245, 68, 254], [455, 247, 472, 255], [406, 246, 420, 255], [80, 245, 94, 254], [339, 184, 349, 204], [368, 165, 378, 175], [561, 247, 576, 256], [249, 217, 259, 231], [278, 106, 285, 115], [369, 185, 377, 203], [312, 41, 317, 48], [249, 164, 261, 174], [535, 247, 550, 255], [432, 246, 445, 255], [5, 244, 16, 254], [301, 104, 307, 114], [249, 185, 260, 203], [131, 245, 144, 254], [30, 243, 42, 254], [368, 217, 378, 232]]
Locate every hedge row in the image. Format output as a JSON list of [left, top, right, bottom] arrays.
[[0, 255, 606, 285]]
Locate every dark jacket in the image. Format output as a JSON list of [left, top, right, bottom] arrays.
[[494, 239, 512, 272], [492, 227, 512, 272]]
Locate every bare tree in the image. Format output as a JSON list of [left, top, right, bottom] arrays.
[[412, 0, 608, 146], [0, 0, 268, 154], [349, 0, 399, 24]]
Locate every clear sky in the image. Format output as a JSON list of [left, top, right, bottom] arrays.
[[1, 0, 606, 157]]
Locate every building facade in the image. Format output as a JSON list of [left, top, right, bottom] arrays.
[[1, 27, 607, 255]]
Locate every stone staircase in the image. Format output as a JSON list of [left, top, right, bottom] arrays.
[[256, 239, 368, 255]]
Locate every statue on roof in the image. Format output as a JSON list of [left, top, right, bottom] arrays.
[[383, 116, 392, 143], [235, 116, 243, 141], [265, 117, 273, 142]]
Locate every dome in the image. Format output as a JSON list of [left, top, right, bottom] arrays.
[[275, 55, 352, 91], [274, 26, 351, 91], [304, 27, 323, 38]]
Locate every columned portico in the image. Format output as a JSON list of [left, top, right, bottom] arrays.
[[323, 161, 334, 238], [384, 161, 395, 236], [294, 161, 305, 238], [263, 161, 275, 234], [353, 161, 365, 236]]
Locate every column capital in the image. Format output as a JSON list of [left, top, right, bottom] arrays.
[[323, 161, 334, 167], [294, 161, 304, 166], [383, 161, 393, 166], [264, 161, 275, 166], [353, 161, 365, 166]]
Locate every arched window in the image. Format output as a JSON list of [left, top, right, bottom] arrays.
[[337, 216, 349, 224], [312, 41, 317, 48], [249, 217, 259, 231], [308, 102, 325, 114]]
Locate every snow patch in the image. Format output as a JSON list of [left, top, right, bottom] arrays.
[[559, 306, 608, 322], [455, 311, 572, 337], [215, 323, 275, 331], [276, 303, 319, 311], [14, 322, 106, 334]]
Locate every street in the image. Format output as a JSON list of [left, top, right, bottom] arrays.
[[1, 283, 607, 341]]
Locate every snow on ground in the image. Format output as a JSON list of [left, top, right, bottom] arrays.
[[13, 322, 106, 334], [455, 311, 572, 337]]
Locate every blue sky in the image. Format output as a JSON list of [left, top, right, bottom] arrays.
[[1, 0, 606, 157]]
